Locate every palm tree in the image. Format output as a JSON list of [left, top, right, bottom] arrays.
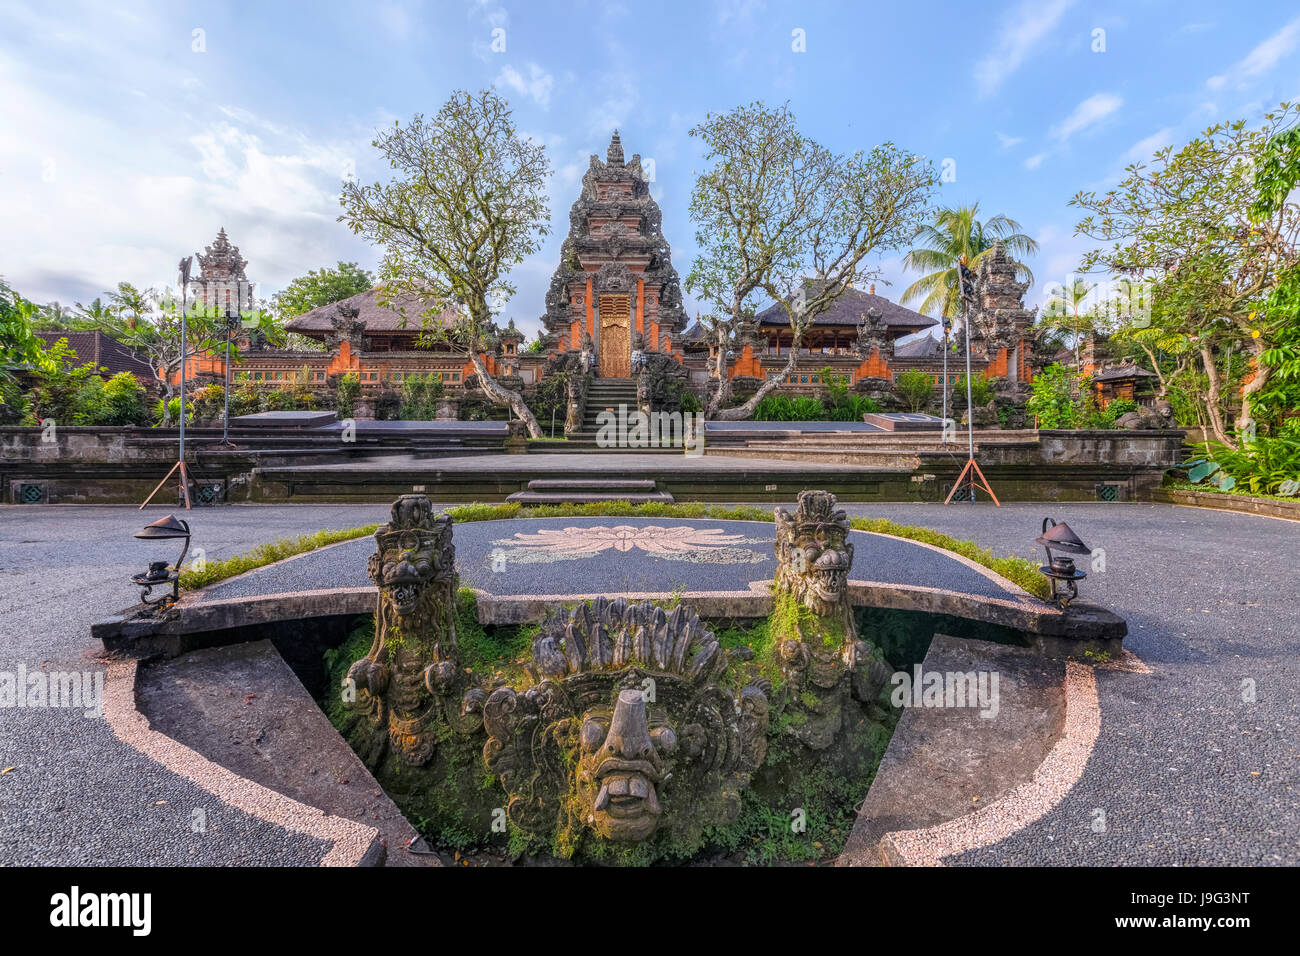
[[1041, 277, 1097, 364], [901, 204, 1038, 320]]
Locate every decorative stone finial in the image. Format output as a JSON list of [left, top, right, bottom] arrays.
[[606, 129, 624, 166]]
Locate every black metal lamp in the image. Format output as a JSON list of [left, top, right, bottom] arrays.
[[1036, 517, 1090, 609], [132, 514, 191, 608]]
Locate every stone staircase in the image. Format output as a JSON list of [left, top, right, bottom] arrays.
[[506, 478, 675, 505], [529, 377, 682, 453]]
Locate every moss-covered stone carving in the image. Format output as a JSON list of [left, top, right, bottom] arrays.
[[344, 495, 473, 767], [770, 490, 894, 750], [333, 492, 899, 863], [479, 597, 769, 846]]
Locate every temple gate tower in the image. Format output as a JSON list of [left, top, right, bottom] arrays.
[[188, 227, 254, 315], [541, 131, 688, 377]]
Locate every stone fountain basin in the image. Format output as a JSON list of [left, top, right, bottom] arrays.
[[94, 517, 1126, 866]]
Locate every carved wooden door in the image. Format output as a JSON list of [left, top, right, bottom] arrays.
[[599, 294, 631, 378]]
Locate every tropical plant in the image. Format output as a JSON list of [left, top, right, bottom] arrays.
[[336, 372, 360, 419], [399, 372, 445, 420], [1025, 363, 1086, 428], [1184, 436, 1300, 496], [1071, 102, 1300, 445], [271, 261, 374, 320], [1251, 264, 1300, 437], [894, 369, 934, 413], [900, 204, 1038, 319], [1, 280, 52, 384], [952, 372, 996, 409]]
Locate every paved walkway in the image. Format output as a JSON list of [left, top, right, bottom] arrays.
[[1, 501, 1295, 865]]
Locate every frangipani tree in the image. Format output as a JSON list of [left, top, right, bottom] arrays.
[[686, 101, 938, 419], [1071, 103, 1300, 446], [339, 89, 550, 436]]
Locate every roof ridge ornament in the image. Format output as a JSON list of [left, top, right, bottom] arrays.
[[607, 129, 624, 166]]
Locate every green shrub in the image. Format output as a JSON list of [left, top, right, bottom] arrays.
[[1184, 435, 1300, 496], [399, 372, 445, 420], [336, 372, 360, 419], [1026, 363, 1085, 428], [894, 369, 934, 413], [953, 373, 997, 409], [95, 372, 148, 425]]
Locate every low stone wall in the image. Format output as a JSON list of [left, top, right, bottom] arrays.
[[1152, 487, 1300, 521], [0, 424, 507, 504]]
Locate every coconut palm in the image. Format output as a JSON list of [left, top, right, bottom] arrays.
[[900, 204, 1038, 319], [1041, 277, 1097, 363]]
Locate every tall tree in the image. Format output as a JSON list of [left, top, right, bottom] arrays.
[[271, 261, 374, 319], [1071, 103, 1300, 445], [339, 89, 550, 436], [900, 204, 1038, 319], [686, 101, 938, 419]]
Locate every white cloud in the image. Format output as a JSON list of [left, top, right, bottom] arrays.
[[997, 132, 1024, 149], [1123, 127, 1174, 164], [975, 0, 1074, 97], [1206, 15, 1300, 91], [495, 62, 555, 108], [1024, 152, 1048, 170], [1051, 92, 1123, 141]]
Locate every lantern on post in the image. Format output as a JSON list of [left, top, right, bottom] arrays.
[[131, 514, 191, 609], [1036, 517, 1090, 609]]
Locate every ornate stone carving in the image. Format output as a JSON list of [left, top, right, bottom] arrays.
[[328, 302, 366, 349], [968, 241, 1034, 360], [477, 597, 769, 843], [772, 491, 893, 749], [345, 495, 468, 767], [542, 132, 688, 349], [855, 308, 893, 360]]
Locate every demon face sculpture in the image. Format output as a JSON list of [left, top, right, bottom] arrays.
[[775, 490, 856, 627], [345, 495, 466, 767], [477, 598, 769, 845]]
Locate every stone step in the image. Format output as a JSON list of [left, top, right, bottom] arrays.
[[526, 478, 658, 491], [527, 442, 683, 454], [506, 490, 675, 504]]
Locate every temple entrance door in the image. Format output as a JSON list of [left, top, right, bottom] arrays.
[[598, 294, 631, 377]]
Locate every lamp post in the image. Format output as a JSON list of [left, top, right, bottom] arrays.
[[178, 257, 191, 474], [221, 278, 247, 445], [131, 513, 192, 610], [941, 315, 951, 441], [1036, 517, 1091, 608], [142, 259, 195, 509]]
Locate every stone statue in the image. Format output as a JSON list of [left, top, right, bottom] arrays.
[[476, 597, 769, 845], [345, 495, 469, 766], [772, 490, 893, 749], [330, 492, 898, 860]]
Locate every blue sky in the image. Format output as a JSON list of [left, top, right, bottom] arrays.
[[2, 0, 1299, 342]]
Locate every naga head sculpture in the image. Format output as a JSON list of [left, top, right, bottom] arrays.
[[478, 597, 768, 845], [774, 490, 854, 619]]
